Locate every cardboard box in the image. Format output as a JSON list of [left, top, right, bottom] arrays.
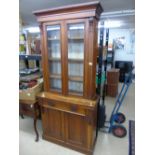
[[19, 78, 43, 101]]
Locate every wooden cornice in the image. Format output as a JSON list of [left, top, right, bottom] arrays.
[[33, 1, 103, 22]]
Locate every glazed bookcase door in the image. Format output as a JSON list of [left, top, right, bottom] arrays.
[[67, 22, 85, 96], [46, 24, 62, 92]]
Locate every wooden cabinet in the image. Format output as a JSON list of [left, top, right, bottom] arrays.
[[34, 1, 103, 154], [107, 69, 120, 97], [38, 93, 99, 154]]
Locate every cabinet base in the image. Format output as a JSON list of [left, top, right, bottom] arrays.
[[42, 134, 94, 155]]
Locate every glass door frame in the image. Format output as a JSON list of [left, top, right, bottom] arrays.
[[43, 21, 65, 93], [64, 19, 88, 97], [42, 19, 89, 97]]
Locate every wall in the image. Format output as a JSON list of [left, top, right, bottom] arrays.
[[104, 28, 135, 65]]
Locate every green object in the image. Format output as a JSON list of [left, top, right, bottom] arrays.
[[96, 72, 105, 84], [20, 34, 26, 41], [20, 45, 25, 51]]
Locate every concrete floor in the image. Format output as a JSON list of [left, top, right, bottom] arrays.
[[19, 83, 135, 155]]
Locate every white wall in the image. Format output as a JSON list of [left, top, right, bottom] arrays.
[[104, 28, 135, 65]]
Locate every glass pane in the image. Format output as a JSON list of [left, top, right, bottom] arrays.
[[49, 62, 61, 75], [47, 25, 61, 59], [68, 23, 84, 59], [47, 25, 62, 92], [50, 79, 61, 92], [68, 62, 83, 77], [67, 23, 84, 95], [68, 81, 83, 95]]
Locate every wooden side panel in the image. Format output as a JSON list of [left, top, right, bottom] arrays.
[[65, 113, 87, 147], [84, 18, 98, 99], [92, 19, 98, 98], [85, 107, 97, 150]]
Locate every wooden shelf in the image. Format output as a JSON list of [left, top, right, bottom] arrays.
[[49, 57, 61, 61], [69, 76, 83, 82], [50, 75, 83, 81], [48, 58, 83, 62], [48, 38, 60, 41], [50, 74, 61, 79], [68, 58, 83, 63], [68, 37, 83, 40], [48, 47, 60, 52], [68, 90, 83, 96], [50, 88, 61, 92]]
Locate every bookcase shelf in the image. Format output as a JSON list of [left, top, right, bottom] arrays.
[[68, 76, 83, 82], [48, 38, 60, 41], [48, 57, 61, 61], [50, 74, 61, 79]]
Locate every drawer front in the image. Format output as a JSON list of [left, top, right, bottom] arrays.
[[20, 104, 34, 112], [19, 103, 35, 117], [43, 100, 86, 115]]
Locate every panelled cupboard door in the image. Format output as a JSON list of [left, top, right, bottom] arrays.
[[64, 112, 87, 147], [41, 106, 64, 140]]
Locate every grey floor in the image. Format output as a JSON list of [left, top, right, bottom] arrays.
[[19, 83, 135, 155]]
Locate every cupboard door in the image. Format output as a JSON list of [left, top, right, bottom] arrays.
[[64, 113, 87, 147], [41, 106, 63, 140], [67, 22, 85, 96], [46, 24, 62, 92]]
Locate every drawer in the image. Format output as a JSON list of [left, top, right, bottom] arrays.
[[20, 103, 34, 111], [19, 103, 35, 117], [43, 100, 86, 115]]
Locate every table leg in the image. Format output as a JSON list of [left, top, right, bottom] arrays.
[[20, 114, 24, 119], [34, 116, 39, 142], [34, 104, 39, 142]]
